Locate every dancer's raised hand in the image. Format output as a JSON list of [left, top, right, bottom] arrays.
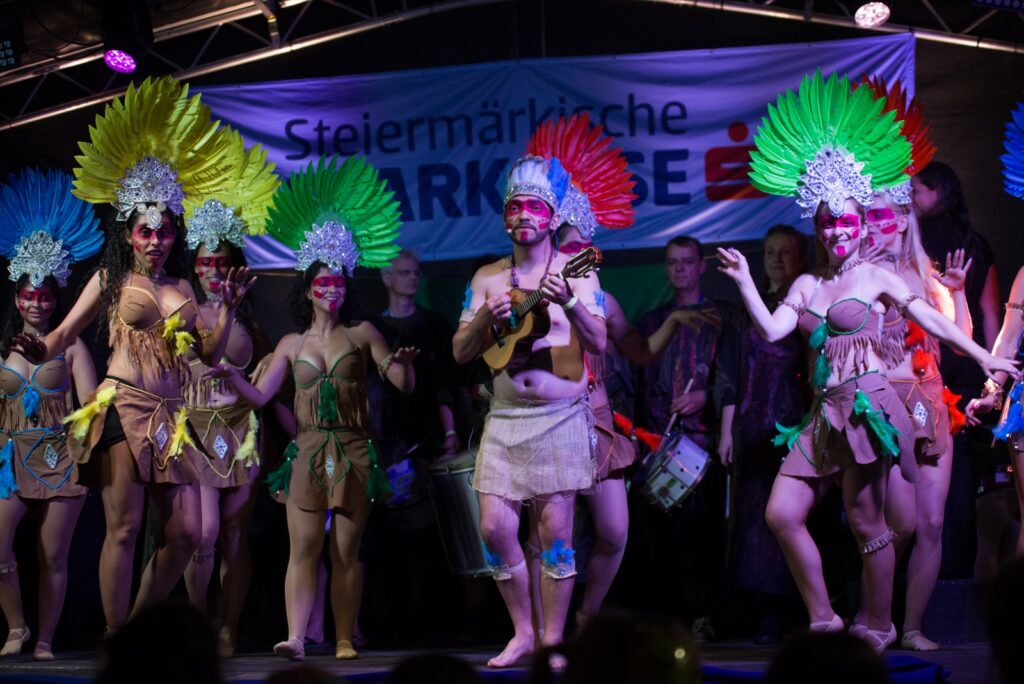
[[716, 247, 752, 285], [933, 249, 972, 292]]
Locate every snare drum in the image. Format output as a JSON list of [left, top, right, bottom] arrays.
[[639, 430, 710, 512], [428, 451, 491, 577]]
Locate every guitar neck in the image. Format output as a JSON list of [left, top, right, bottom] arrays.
[[513, 265, 570, 317]]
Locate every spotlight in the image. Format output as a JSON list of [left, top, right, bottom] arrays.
[[0, 11, 23, 71], [855, 1, 891, 27], [101, 0, 153, 74]]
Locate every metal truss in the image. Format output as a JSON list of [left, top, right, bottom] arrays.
[[0, 0, 504, 131], [642, 0, 1024, 53]]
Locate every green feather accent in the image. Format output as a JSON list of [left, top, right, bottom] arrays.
[[808, 320, 828, 350], [772, 419, 808, 450], [266, 156, 402, 268], [365, 439, 392, 501], [265, 440, 299, 495], [317, 378, 338, 423], [749, 71, 912, 199], [853, 389, 901, 458], [812, 352, 831, 390]]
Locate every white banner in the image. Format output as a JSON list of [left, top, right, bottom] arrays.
[[198, 34, 915, 267]]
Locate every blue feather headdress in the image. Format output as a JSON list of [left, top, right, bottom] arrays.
[[1002, 102, 1024, 200], [0, 168, 102, 287]]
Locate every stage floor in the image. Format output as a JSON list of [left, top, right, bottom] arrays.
[[0, 641, 999, 683]]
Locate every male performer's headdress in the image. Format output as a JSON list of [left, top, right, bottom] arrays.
[[0, 168, 103, 287], [522, 113, 637, 239], [749, 70, 912, 217], [184, 130, 280, 251], [266, 156, 402, 275], [1001, 101, 1024, 200], [71, 75, 233, 228], [855, 76, 937, 205]]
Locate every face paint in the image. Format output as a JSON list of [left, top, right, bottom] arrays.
[[819, 211, 862, 259], [558, 240, 590, 255], [16, 286, 57, 326], [195, 255, 232, 292], [130, 218, 176, 270], [311, 274, 345, 310], [504, 196, 554, 242], [866, 207, 900, 235]]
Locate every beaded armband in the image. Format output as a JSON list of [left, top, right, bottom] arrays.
[[982, 378, 1006, 411], [377, 352, 396, 378], [779, 297, 805, 316], [1007, 301, 1024, 314], [894, 292, 921, 315]]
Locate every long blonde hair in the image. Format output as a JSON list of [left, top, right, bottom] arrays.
[[878, 192, 954, 319]]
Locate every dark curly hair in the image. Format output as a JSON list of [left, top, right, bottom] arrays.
[[1, 274, 60, 357], [93, 206, 189, 343], [186, 240, 269, 363], [288, 262, 355, 330]]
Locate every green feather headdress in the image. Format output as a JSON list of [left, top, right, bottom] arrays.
[[749, 70, 912, 217], [267, 156, 402, 274]]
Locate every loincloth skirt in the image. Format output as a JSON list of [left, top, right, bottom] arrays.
[[188, 402, 260, 489], [273, 426, 370, 513], [889, 371, 950, 460], [474, 395, 595, 500], [1, 427, 86, 500], [592, 402, 637, 481]]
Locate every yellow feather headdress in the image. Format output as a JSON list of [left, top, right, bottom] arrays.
[[72, 76, 234, 228]]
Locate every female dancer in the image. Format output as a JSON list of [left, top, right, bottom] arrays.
[[0, 168, 101, 659], [717, 223, 809, 643], [966, 100, 1024, 557], [12, 78, 253, 631], [720, 71, 1017, 651], [181, 142, 278, 657], [207, 156, 415, 661], [863, 189, 970, 651]]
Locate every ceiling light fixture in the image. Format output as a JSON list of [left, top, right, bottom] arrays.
[[101, 0, 153, 74], [854, 1, 891, 27]]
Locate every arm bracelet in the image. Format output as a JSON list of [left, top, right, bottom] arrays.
[[983, 378, 1006, 411]]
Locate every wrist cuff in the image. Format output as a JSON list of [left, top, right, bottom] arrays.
[[561, 294, 579, 311]]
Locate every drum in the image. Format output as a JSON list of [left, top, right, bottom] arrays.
[[382, 457, 436, 530], [638, 430, 710, 512], [428, 450, 491, 577]]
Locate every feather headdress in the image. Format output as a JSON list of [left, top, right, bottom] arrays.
[[1002, 101, 1024, 200], [267, 156, 402, 274], [749, 70, 912, 217], [0, 168, 102, 287]]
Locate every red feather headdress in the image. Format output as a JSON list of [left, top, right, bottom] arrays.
[[857, 76, 937, 176], [526, 113, 637, 238]]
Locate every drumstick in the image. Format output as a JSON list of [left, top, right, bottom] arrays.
[[664, 378, 695, 435]]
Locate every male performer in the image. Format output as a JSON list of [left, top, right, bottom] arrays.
[[453, 155, 606, 667]]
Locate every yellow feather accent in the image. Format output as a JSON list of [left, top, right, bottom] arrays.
[[72, 76, 234, 207], [174, 331, 196, 357], [63, 385, 118, 441], [162, 312, 185, 339], [232, 411, 260, 469], [168, 408, 196, 457]]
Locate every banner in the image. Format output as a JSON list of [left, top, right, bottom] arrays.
[[198, 34, 914, 268]]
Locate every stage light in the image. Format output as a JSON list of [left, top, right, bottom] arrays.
[[0, 11, 23, 71], [101, 0, 153, 74], [855, 1, 891, 27], [972, 0, 1024, 11]]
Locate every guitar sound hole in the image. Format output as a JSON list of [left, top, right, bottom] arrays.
[[522, 378, 532, 387]]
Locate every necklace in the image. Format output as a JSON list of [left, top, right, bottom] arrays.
[[510, 242, 556, 289], [131, 264, 168, 284], [825, 257, 862, 279], [876, 253, 902, 265]]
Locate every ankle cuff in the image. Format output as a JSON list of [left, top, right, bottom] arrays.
[[192, 550, 214, 564], [860, 528, 896, 554], [0, 560, 16, 575]]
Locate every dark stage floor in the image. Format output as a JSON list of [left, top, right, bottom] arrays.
[[0, 641, 1000, 684]]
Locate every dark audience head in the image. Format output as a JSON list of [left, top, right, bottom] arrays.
[[912, 161, 969, 229], [987, 556, 1024, 684], [386, 653, 483, 684], [95, 600, 221, 684], [764, 631, 889, 684], [532, 611, 699, 684]]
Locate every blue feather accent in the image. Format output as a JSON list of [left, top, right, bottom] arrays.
[[547, 157, 572, 208], [482, 543, 502, 568], [1003, 103, 1024, 200], [0, 440, 18, 499], [594, 288, 607, 316], [0, 168, 102, 271], [462, 284, 473, 311], [22, 385, 40, 422], [994, 383, 1024, 442], [540, 539, 576, 566]]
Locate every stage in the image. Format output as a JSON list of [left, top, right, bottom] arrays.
[[0, 641, 992, 683]]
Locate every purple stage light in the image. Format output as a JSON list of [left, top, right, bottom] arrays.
[[104, 49, 136, 73]]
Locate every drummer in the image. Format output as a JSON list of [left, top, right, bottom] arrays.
[[634, 235, 733, 641], [453, 154, 607, 668]]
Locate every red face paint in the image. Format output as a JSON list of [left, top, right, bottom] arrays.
[[866, 207, 899, 235], [504, 196, 553, 234], [195, 255, 232, 292], [821, 213, 861, 231], [16, 286, 57, 325], [311, 275, 345, 310], [558, 240, 590, 255], [835, 245, 847, 256], [130, 220, 176, 269]]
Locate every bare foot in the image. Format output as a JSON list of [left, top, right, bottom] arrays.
[[32, 641, 54, 662], [273, 636, 305, 661], [487, 634, 534, 668]]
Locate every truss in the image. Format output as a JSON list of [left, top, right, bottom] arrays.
[[0, 0, 504, 130]]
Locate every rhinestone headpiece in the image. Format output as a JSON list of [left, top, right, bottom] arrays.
[[9, 231, 71, 287], [295, 222, 360, 275], [115, 157, 186, 227], [503, 156, 560, 209], [186, 199, 247, 251], [797, 146, 874, 218], [559, 185, 598, 239], [879, 181, 912, 207]]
